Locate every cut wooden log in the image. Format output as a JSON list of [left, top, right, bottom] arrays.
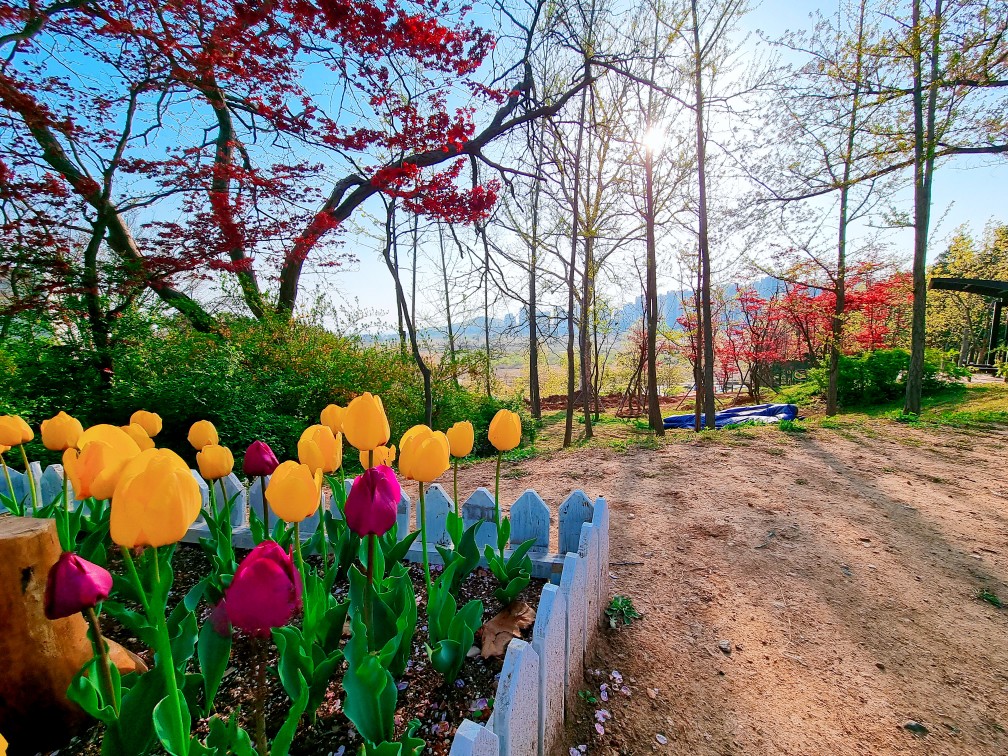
[[0, 517, 144, 753]]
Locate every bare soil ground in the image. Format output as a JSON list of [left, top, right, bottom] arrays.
[[448, 420, 1008, 756]]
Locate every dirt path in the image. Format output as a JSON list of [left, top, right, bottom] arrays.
[[442, 422, 1008, 755]]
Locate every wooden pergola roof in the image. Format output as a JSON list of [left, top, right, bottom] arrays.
[[929, 277, 1008, 301]]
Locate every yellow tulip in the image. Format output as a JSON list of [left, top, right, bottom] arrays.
[[40, 411, 83, 451], [265, 460, 322, 523], [320, 404, 346, 435], [0, 444, 9, 454], [110, 448, 201, 548], [121, 423, 155, 451], [488, 409, 522, 452], [130, 410, 162, 437], [197, 444, 234, 480], [297, 424, 342, 474], [342, 393, 390, 451], [65, 427, 144, 504], [77, 424, 143, 456], [63, 425, 142, 500], [361, 444, 396, 469], [0, 415, 33, 446], [399, 425, 450, 483], [446, 421, 474, 458], [188, 420, 219, 450], [1, 730, 7, 755]]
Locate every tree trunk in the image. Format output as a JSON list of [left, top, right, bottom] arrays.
[[692, 0, 716, 431], [580, 232, 594, 439], [390, 202, 408, 359], [644, 147, 664, 436], [564, 73, 590, 448], [529, 223, 541, 420], [82, 217, 113, 393], [382, 204, 433, 424], [481, 228, 493, 398], [904, 0, 943, 415], [0, 518, 144, 752], [438, 223, 459, 386], [828, 185, 849, 416]]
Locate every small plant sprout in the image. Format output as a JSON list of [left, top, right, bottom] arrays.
[[605, 595, 642, 628], [974, 587, 1003, 608]]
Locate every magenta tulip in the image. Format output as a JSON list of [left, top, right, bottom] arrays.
[[220, 542, 302, 637], [44, 552, 113, 620], [345, 464, 400, 538], [243, 440, 279, 478]]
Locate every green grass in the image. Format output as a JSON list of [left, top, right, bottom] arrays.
[[508, 381, 1008, 461], [778, 419, 806, 433], [773, 380, 820, 405]]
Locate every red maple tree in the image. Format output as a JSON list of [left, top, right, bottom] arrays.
[[0, 0, 585, 328]]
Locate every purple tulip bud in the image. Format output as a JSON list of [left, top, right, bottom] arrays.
[[44, 552, 113, 620], [223, 541, 302, 637], [345, 464, 400, 538], [243, 440, 279, 477]]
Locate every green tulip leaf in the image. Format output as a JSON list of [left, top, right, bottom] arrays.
[[380, 527, 419, 565], [272, 626, 310, 702], [204, 710, 255, 756], [271, 670, 309, 756], [197, 618, 232, 715], [153, 693, 192, 756], [343, 614, 397, 745], [168, 608, 200, 669]]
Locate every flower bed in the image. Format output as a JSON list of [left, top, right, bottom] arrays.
[[0, 403, 609, 756]]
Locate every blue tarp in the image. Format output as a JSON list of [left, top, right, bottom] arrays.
[[663, 403, 800, 430]]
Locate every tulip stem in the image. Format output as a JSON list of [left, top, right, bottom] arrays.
[[418, 483, 431, 593], [1, 455, 18, 515], [19, 443, 37, 513], [368, 449, 373, 469], [260, 476, 269, 537], [294, 521, 305, 577], [149, 546, 189, 756], [494, 452, 502, 527], [208, 479, 217, 519], [253, 638, 267, 756], [453, 459, 459, 516], [84, 607, 119, 716], [119, 546, 150, 615], [365, 533, 375, 651]]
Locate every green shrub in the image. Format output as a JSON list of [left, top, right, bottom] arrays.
[[808, 348, 959, 407], [1, 312, 529, 471]]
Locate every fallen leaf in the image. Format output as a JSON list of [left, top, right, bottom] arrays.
[[477, 600, 537, 658]]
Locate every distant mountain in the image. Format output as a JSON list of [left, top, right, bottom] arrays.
[[409, 276, 783, 343]]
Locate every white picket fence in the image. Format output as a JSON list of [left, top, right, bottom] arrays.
[[1, 465, 611, 756]]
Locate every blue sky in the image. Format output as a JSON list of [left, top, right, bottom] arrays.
[[322, 0, 1007, 328]]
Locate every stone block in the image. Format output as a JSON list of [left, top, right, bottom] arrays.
[[449, 719, 499, 756], [591, 497, 610, 607], [558, 490, 592, 555], [396, 486, 411, 539], [213, 472, 247, 527], [417, 483, 451, 547], [558, 552, 586, 701], [510, 490, 550, 553], [492, 638, 540, 756], [462, 487, 498, 551], [578, 522, 601, 651], [531, 584, 567, 756]]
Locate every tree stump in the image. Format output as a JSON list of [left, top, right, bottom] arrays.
[[0, 517, 144, 753]]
